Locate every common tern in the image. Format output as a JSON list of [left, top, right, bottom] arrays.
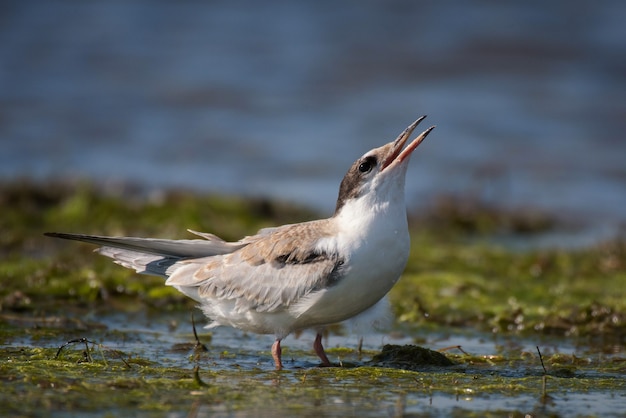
[[46, 116, 435, 369]]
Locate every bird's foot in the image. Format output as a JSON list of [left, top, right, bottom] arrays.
[[313, 332, 332, 367], [272, 339, 283, 370]]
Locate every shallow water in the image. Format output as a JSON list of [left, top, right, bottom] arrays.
[[2, 0, 626, 243], [20, 307, 623, 417], [33, 304, 606, 369]]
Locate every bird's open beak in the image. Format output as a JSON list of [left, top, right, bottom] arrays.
[[381, 116, 435, 171]]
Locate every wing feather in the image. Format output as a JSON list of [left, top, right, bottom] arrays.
[[166, 219, 345, 313], [44, 232, 243, 257]]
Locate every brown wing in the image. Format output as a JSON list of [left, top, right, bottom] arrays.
[[165, 219, 345, 313]]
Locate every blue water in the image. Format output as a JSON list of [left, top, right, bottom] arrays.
[[2, 1, 625, 239]]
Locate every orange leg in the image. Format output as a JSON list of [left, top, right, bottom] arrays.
[[313, 333, 332, 366], [271, 339, 283, 370]]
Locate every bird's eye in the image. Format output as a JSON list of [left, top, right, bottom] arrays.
[[358, 157, 376, 173]]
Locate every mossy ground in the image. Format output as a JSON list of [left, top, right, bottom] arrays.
[[1, 180, 625, 417]]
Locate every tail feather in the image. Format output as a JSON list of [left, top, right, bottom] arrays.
[[44, 232, 243, 258], [44, 231, 244, 278], [96, 246, 180, 277]]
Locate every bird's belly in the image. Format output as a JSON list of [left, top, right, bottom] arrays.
[[202, 246, 408, 336], [200, 300, 302, 338], [291, 237, 409, 328]]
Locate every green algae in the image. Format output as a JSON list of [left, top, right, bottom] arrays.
[[1, 180, 625, 417], [393, 230, 626, 342], [2, 343, 623, 417]]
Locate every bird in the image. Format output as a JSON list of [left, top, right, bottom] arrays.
[[45, 116, 435, 370]]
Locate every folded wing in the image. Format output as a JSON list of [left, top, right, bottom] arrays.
[[166, 220, 345, 313]]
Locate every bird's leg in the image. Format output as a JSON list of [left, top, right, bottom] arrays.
[[313, 332, 332, 366], [271, 339, 283, 370]]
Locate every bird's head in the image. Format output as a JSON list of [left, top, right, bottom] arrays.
[[334, 116, 434, 216]]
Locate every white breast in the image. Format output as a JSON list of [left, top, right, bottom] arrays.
[[289, 193, 410, 329]]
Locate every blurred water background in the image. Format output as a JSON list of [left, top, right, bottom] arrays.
[[2, 0, 625, 242]]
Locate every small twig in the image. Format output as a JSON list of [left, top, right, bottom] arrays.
[[107, 349, 132, 369], [536, 346, 547, 374], [537, 346, 549, 401], [438, 345, 469, 355], [193, 365, 209, 387], [191, 312, 208, 352], [56, 338, 97, 360], [56, 337, 132, 368]]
